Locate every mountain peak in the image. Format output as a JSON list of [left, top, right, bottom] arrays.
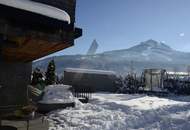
[[142, 39, 158, 45], [139, 39, 172, 50]]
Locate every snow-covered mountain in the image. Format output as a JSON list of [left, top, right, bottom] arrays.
[[103, 39, 190, 63], [33, 40, 190, 75]]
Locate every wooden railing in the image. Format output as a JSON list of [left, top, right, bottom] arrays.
[[72, 85, 93, 103]]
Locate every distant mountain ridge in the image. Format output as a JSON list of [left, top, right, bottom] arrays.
[[103, 39, 190, 63], [33, 40, 190, 75], [105, 39, 173, 54]]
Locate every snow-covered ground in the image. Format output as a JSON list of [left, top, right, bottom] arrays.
[[48, 93, 190, 130]]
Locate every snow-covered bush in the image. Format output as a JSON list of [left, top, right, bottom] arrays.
[[31, 68, 45, 85], [45, 60, 56, 85], [164, 78, 190, 95], [115, 74, 142, 94]]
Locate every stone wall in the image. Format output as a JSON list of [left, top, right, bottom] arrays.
[[0, 62, 32, 106]]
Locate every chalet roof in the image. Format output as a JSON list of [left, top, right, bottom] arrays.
[[0, 0, 82, 62], [0, 0, 70, 24], [65, 68, 116, 75]]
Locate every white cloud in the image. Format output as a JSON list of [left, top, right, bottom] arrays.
[[179, 33, 185, 37]]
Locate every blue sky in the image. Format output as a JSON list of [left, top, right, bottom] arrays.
[[50, 0, 190, 56]]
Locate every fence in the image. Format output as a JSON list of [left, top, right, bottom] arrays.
[[72, 85, 93, 102]]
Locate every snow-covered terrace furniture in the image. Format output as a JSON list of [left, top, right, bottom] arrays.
[[28, 85, 44, 102], [37, 85, 75, 113], [0, 0, 82, 114]]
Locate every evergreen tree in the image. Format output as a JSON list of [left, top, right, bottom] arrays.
[[114, 76, 124, 93], [45, 60, 56, 85], [115, 74, 140, 94]]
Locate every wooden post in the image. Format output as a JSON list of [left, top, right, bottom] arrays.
[[0, 118, 2, 126], [27, 120, 29, 130], [150, 70, 153, 91]]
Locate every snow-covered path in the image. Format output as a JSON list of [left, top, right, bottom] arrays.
[[48, 93, 190, 130]]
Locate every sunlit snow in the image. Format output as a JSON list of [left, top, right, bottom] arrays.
[[47, 92, 190, 130]]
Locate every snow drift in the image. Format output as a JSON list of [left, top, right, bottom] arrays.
[[48, 93, 190, 130]]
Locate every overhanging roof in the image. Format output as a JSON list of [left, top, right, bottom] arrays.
[[0, 0, 82, 62]]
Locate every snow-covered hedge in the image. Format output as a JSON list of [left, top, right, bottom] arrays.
[[115, 75, 143, 94]]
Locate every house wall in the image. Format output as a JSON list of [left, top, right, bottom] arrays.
[[0, 62, 32, 106], [64, 71, 117, 92]]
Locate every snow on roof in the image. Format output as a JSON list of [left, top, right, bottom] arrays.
[[167, 71, 189, 76], [0, 0, 71, 24], [65, 68, 116, 75]]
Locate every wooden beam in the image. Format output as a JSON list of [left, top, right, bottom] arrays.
[[2, 41, 73, 62], [0, 19, 75, 43]]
